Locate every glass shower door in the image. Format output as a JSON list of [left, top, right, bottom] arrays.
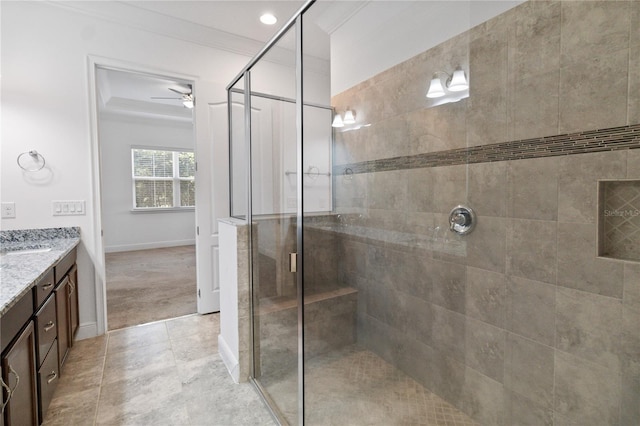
[[245, 23, 301, 425]]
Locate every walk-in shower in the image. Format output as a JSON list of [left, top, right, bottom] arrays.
[[227, 1, 640, 424]]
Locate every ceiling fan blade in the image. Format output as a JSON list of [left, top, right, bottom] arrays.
[[169, 87, 191, 95], [151, 96, 181, 99]]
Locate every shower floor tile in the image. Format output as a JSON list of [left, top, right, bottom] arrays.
[[259, 345, 478, 426]]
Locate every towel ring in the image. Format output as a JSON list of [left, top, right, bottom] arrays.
[[17, 150, 46, 172], [343, 167, 354, 181]]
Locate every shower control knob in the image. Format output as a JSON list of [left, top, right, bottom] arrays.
[[448, 205, 476, 235], [451, 214, 466, 226]]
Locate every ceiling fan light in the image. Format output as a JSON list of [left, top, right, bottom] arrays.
[[183, 99, 194, 109]]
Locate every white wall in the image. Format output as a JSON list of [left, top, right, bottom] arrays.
[[99, 115, 196, 252], [0, 1, 248, 337], [0, 0, 330, 338], [218, 219, 240, 382], [330, 1, 523, 94]]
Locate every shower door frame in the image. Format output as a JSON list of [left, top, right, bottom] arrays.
[[225, 1, 316, 424]]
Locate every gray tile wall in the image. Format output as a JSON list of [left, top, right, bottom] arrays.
[[329, 1, 640, 425]]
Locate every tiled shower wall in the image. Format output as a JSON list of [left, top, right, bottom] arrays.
[[330, 1, 640, 425]]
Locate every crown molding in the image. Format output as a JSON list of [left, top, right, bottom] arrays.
[[47, 0, 262, 57], [46, 1, 329, 75], [101, 97, 194, 125], [314, 1, 369, 35]]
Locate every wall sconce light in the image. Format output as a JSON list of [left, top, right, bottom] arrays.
[[343, 110, 355, 124], [426, 67, 469, 98], [332, 109, 356, 127]]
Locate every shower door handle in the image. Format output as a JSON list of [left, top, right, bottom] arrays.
[[289, 253, 297, 273]]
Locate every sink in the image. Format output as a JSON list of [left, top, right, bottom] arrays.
[[0, 247, 52, 256]]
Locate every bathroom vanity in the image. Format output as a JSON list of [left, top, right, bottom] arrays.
[[0, 228, 80, 425]]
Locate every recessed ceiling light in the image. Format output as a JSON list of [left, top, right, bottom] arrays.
[[260, 13, 277, 25]]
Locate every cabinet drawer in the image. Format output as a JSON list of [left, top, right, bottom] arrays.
[[54, 248, 76, 284], [35, 296, 57, 368], [34, 268, 55, 310], [37, 339, 59, 422]]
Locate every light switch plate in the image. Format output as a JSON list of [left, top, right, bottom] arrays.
[[52, 200, 86, 216], [1, 202, 16, 218]]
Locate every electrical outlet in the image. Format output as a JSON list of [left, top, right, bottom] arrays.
[[52, 200, 86, 216], [1, 202, 16, 219]]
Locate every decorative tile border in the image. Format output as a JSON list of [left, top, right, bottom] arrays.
[[335, 124, 640, 175]]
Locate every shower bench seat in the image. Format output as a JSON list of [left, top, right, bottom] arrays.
[[254, 286, 357, 376]]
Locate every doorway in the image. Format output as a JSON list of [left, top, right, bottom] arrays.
[[95, 67, 198, 330]]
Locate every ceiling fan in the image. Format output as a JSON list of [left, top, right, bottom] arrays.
[[151, 86, 194, 109]]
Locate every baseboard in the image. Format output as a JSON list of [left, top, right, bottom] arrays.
[[105, 239, 195, 253], [75, 322, 99, 340], [218, 334, 240, 384]]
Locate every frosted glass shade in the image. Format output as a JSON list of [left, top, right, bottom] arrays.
[[343, 110, 356, 124], [426, 77, 445, 98], [448, 69, 468, 92], [332, 114, 344, 127]]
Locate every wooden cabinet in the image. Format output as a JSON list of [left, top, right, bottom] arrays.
[[1, 246, 77, 425], [34, 296, 59, 422], [2, 322, 38, 426], [53, 250, 75, 286], [1, 292, 33, 355], [54, 252, 78, 371], [36, 342, 58, 424], [34, 297, 57, 368], [54, 268, 77, 369], [0, 362, 3, 426], [1, 370, 4, 426], [54, 281, 69, 368], [33, 271, 54, 314], [67, 265, 79, 345]]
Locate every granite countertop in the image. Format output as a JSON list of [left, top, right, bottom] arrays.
[[0, 227, 80, 316]]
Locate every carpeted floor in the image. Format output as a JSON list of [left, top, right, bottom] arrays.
[[105, 245, 197, 330]]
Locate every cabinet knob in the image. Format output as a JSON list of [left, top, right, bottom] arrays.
[[42, 283, 53, 291], [44, 321, 55, 332]]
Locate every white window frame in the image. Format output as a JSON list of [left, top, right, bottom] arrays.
[[131, 147, 195, 211]]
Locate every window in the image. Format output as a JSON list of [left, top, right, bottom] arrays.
[[131, 148, 195, 209]]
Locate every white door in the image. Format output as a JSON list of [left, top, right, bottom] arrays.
[[194, 83, 229, 313]]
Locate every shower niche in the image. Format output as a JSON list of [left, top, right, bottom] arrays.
[[598, 179, 640, 262]]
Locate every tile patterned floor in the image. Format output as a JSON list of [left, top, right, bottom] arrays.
[[259, 345, 479, 426], [45, 314, 477, 426], [305, 347, 479, 426], [43, 313, 275, 426]]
